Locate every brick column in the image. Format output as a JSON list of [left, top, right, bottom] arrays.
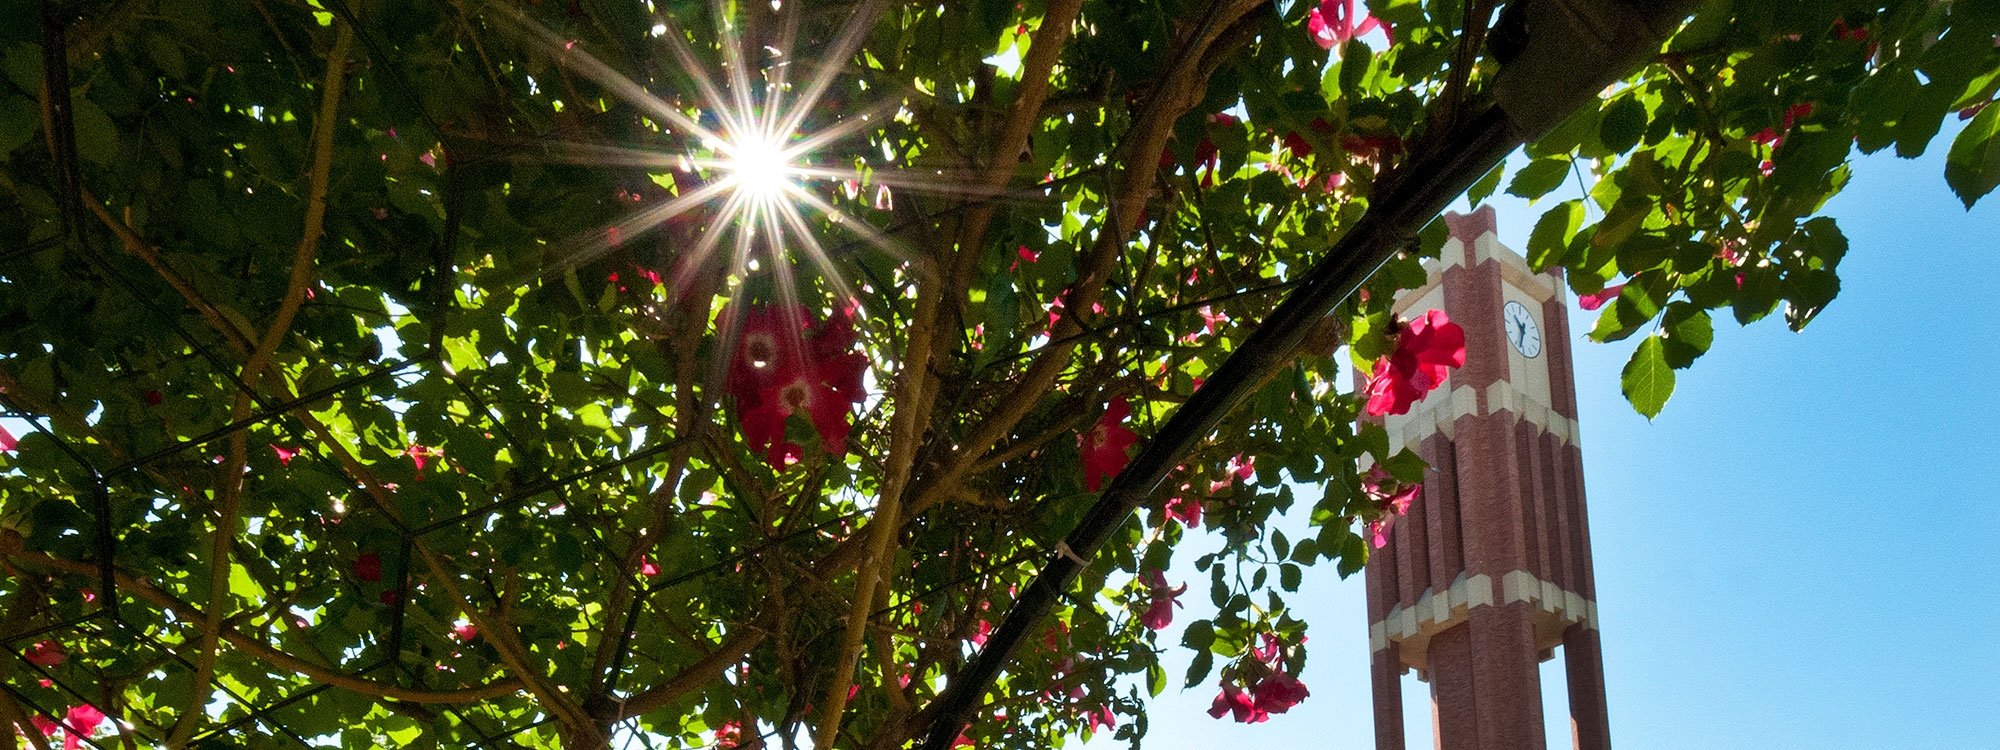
[[1428, 624, 1480, 750], [1563, 624, 1610, 749], [1373, 643, 1407, 750]]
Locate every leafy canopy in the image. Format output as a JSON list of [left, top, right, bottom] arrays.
[[0, 0, 1993, 748]]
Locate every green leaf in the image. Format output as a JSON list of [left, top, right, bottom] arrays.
[[1506, 157, 1572, 201], [1289, 536, 1318, 564], [1526, 200, 1584, 270], [71, 97, 121, 166], [1466, 162, 1504, 206], [1379, 448, 1427, 484], [1279, 563, 1302, 592], [1782, 268, 1841, 331], [1587, 294, 1648, 343], [1659, 302, 1712, 369], [1620, 336, 1675, 419], [1185, 650, 1215, 689], [1334, 531, 1367, 578], [1180, 618, 1215, 651], [1599, 96, 1647, 154], [1944, 100, 2000, 209]]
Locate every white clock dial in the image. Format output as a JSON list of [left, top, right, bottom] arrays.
[[1503, 300, 1542, 358]]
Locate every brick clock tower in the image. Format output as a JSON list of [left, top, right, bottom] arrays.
[[1362, 206, 1609, 750]]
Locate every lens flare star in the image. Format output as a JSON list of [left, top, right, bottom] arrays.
[[489, 0, 908, 302]]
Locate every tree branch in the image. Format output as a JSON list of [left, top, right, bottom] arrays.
[[10, 550, 524, 705]]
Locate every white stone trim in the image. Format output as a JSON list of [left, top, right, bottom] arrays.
[[1368, 570, 1596, 657], [1386, 380, 1581, 452]]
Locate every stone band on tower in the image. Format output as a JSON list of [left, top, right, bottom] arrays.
[[1362, 206, 1610, 750]]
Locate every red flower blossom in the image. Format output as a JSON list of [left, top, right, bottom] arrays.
[[640, 556, 661, 576], [31, 714, 58, 738], [354, 552, 383, 583], [1164, 494, 1203, 528], [1363, 310, 1466, 417], [1307, 0, 1389, 50], [971, 620, 992, 646], [0, 425, 16, 452], [1081, 399, 1140, 491], [271, 445, 298, 466], [1209, 454, 1255, 493], [1832, 18, 1868, 42], [1252, 669, 1311, 714], [716, 721, 743, 749], [61, 704, 105, 750], [1199, 306, 1228, 335], [727, 304, 869, 469], [1086, 704, 1117, 732], [1139, 569, 1186, 630], [1341, 134, 1404, 163], [452, 623, 478, 641], [1281, 130, 1312, 157], [24, 639, 64, 667], [1362, 466, 1420, 548], [1751, 103, 1815, 148], [1252, 631, 1283, 663], [1577, 283, 1625, 311], [405, 444, 441, 473], [1207, 683, 1267, 723]]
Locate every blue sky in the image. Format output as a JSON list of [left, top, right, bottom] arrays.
[[1083, 121, 1999, 748]]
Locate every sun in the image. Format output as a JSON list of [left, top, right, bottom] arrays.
[[717, 131, 797, 202]]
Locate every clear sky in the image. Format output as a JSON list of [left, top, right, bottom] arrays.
[[1082, 120, 2000, 749]]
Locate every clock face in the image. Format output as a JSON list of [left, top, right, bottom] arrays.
[[1503, 300, 1542, 358]]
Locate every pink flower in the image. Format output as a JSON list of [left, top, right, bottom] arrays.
[[1252, 670, 1311, 714], [1209, 454, 1255, 493], [1011, 245, 1040, 271], [1307, 0, 1389, 50], [31, 714, 58, 737], [0, 424, 16, 452], [1751, 103, 1815, 148], [1281, 130, 1312, 157], [271, 445, 298, 466], [452, 623, 478, 640], [62, 705, 105, 750], [1361, 466, 1420, 548], [1199, 306, 1227, 335], [716, 721, 744, 749], [405, 444, 441, 473], [1164, 494, 1203, 528], [1081, 399, 1140, 491], [1341, 134, 1404, 164], [726, 304, 869, 469], [1139, 570, 1186, 630], [971, 620, 992, 646], [354, 552, 383, 583], [1207, 683, 1267, 723], [1251, 632, 1283, 663], [1087, 704, 1117, 732], [24, 639, 64, 667], [1577, 284, 1624, 311], [1364, 310, 1466, 417], [640, 556, 661, 576]]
